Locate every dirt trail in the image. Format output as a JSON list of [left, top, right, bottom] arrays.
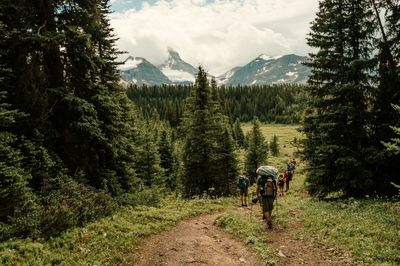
[[134, 206, 359, 266], [133, 212, 263, 266]]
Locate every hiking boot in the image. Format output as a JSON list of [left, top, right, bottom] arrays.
[[262, 214, 266, 220], [244, 204, 248, 207]]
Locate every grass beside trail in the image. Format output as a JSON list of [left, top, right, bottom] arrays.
[[215, 212, 276, 266], [0, 196, 235, 265], [274, 169, 399, 265], [224, 123, 400, 266]]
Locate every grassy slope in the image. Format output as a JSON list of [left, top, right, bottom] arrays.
[[222, 124, 400, 266], [1, 124, 398, 265]]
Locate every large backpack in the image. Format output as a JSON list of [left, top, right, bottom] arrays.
[[237, 176, 247, 189], [263, 176, 276, 198]]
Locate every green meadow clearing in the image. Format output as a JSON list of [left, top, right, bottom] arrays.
[[1, 124, 398, 266]]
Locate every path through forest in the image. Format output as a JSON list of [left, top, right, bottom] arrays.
[[133, 204, 358, 266]]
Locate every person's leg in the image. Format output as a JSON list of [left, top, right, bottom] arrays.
[[244, 190, 248, 206], [266, 199, 274, 228], [262, 197, 272, 228]]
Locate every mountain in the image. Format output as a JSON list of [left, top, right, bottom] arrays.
[[218, 54, 310, 86], [118, 52, 311, 86], [217, 66, 242, 85], [119, 56, 171, 85], [158, 49, 197, 83]]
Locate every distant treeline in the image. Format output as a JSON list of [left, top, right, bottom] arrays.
[[127, 83, 308, 126]]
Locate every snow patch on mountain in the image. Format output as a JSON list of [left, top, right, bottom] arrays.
[[259, 54, 283, 61], [158, 49, 197, 83], [161, 67, 195, 83]]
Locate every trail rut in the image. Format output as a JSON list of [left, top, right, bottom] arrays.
[[134, 205, 359, 266], [133, 212, 263, 266]]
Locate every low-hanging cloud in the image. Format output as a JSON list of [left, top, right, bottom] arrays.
[[110, 0, 318, 75]]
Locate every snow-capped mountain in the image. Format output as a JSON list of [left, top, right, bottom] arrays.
[[217, 54, 310, 86], [119, 56, 171, 86], [158, 49, 197, 84], [217, 66, 242, 85], [118, 52, 311, 86]]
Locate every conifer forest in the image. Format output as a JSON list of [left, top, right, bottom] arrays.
[[0, 0, 399, 250]]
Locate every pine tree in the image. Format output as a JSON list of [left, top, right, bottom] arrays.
[[383, 104, 400, 155], [244, 119, 268, 184], [368, 0, 400, 193], [215, 129, 238, 195], [0, 39, 39, 237], [158, 130, 175, 190], [134, 129, 162, 188], [303, 0, 376, 197], [233, 118, 245, 147], [270, 135, 280, 157], [181, 68, 238, 196]]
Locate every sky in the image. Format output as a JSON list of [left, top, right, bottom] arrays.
[[109, 0, 319, 75]]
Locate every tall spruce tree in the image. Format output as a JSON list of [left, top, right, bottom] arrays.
[[0, 0, 138, 196], [181, 68, 237, 196], [244, 119, 268, 184], [158, 130, 175, 190], [368, 0, 400, 193], [233, 118, 245, 147], [303, 0, 376, 197], [215, 128, 238, 195], [270, 135, 280, 157]]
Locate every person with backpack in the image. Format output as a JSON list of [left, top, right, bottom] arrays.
[[237, 172, 250, 207], [283, 171, 290, 192], [256, 174, 277, 229], [277, 174, 285, 196]]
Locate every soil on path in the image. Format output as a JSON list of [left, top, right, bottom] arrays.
[[134, 205, 359, 266], [133, 212, 263, 266], [245, 204, 359, 266]]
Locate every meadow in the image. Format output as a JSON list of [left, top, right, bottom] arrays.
[[1, 124, 398, 265]]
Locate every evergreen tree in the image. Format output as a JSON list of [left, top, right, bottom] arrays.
[[233, 118, 245, 147], [0, 92, 40, 240], [0, 0, 138, 195], [368, 0, 400, 193], [302, 0, 376, 197], [181, 68, 237, 196], [158, 130, 175, 190], [270, 134, 280, 157], [215, 129, 238, 195], [0, 0, 139, 238], [134, 129, 162, 188], [383, 104, 400, 156], [244, 119, 268, 184]]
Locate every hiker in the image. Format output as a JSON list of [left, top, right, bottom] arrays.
[[287, 160, 295, 173], [291, 158, 297, 169], [237, 172, 250, 207], [256, 174, 277, 229], [283, 170, 290, 192], [277, 174, 285, 196]]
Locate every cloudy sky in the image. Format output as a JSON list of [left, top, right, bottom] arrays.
[[109, 0, 319, 75]]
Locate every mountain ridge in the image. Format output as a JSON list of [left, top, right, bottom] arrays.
[[119, 51, 310, 86]]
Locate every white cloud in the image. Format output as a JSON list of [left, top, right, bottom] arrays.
[[110, 0, 319, 75]]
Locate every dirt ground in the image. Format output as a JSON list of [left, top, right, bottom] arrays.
[[134, 206, 358, 266], [133, 212, 263, 266]]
